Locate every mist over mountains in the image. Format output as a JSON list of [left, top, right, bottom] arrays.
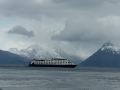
[[8, 44, 82, 64]]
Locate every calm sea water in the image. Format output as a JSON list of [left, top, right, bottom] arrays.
[[0, 66, 120, 90]]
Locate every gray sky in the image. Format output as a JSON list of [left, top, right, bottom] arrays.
[[0, 0, 120, 59]]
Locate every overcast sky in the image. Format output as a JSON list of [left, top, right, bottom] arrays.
[[1, 0, 120, 59]]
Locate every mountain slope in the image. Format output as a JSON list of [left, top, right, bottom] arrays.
[[20, 44, 54, 59], [0, 50, 29, 65], [54, 47, 82, 64], [79, 42, 120, 68]]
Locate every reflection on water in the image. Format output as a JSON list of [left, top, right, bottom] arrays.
[[0, 66, 120, 90]]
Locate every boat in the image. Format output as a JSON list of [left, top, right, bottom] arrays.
[[29, 58, 77, 68]]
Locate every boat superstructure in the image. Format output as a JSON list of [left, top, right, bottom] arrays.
[[29, 58, 77, 68]]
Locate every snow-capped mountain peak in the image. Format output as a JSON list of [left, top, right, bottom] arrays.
[[100, 42, 120, 54], [26, 44, 44, 51], [20, 44, 49, 58], [102, 41, 114, 47], [9, 48, 19, 52], [8, 48, 21, 55], [8, 44, 82, 64]]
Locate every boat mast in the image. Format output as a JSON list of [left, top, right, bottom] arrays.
[[57, 48, 60, 58]]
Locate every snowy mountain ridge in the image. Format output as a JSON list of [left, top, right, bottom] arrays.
[[26, 44, 44, 51], [9, 48, 21, 55], [9, 44, 55, 59], [8, 44, 82, 64]]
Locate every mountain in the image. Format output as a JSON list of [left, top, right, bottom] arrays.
[[0, 50, 29, 65], [9, 48, 21, 55], [79, 42, 120, 68], [54, 47, 82, 64], [8, 44, 82, 64]]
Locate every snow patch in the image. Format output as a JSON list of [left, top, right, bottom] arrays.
[[100, 42, 120, 54]]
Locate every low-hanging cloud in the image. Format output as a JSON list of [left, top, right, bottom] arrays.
[[51, 15, 120, 59], [51, 16, 120, 44], [7, 25, 34, 37]]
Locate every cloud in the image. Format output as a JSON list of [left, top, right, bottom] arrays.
[[0, 0, 65, 20], [52, 0, 104, 9], [7, 25, 34, 37], [0, 0, 120, 20], [51, 15, 120, 59], [0, 0, 47, 19], [1, 0, 120, 59], [51, 16, 106, 42]]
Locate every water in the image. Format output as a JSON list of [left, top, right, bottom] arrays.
[[0, 66, 120, 90]]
